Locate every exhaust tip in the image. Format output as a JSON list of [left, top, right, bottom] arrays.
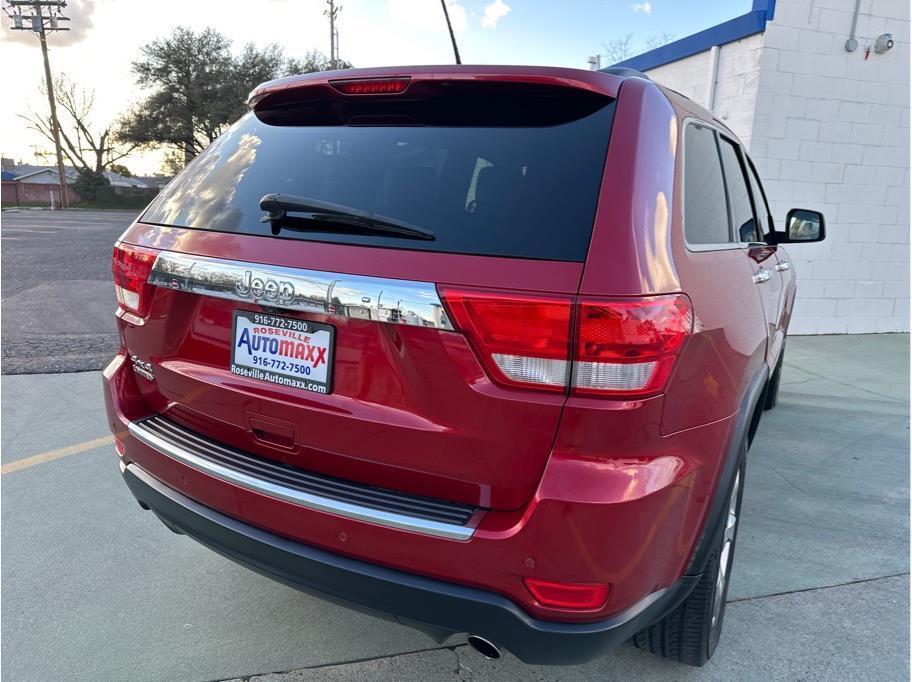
[[466, 635, 501, 660]]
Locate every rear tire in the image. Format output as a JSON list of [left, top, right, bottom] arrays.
[[763, 346, 785, 410], [632, 455, 746, 666]]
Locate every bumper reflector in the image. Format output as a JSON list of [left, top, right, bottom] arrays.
[[523, 577, 610, 610]]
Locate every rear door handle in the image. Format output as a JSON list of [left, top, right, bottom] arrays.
[[752, 268, 771, 284], [774, 261, 790, 272]]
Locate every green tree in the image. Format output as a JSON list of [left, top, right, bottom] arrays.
[[294, 48, 353, 73], [117, 27, 345, 168], [108, 163, 132, 177], [73, 169, 111, 202], [160, 151, 185, 177]]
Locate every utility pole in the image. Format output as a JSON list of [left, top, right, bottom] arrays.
[[440, 0, 461, 64], [5, 0, 71, 208], [324, 0, 340, 69]]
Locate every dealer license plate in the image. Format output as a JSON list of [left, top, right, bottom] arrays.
[[230, 311, 334, 394]]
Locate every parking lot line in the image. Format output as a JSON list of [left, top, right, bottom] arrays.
[[1, 434, 114, 474]]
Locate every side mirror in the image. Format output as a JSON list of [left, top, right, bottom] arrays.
[[770, 209, 826, 244]]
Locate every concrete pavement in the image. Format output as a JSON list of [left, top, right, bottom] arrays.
[[1, 334, 908, 680], [243, 575, 909, 681]]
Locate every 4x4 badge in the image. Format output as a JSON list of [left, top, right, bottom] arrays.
[[130, 355, 154, 381]]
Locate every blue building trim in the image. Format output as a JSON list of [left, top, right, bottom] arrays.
[[612, 0, 777, 72]]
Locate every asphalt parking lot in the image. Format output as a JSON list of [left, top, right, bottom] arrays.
[[1, 210, 909, 680], [1, 208, 138, 374]]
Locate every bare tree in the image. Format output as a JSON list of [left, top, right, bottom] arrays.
[[602, 34, 633, 64], [21, 74, 139, 174], [644, 32, 677, 51]]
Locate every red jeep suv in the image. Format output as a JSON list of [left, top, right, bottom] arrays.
[[104, 66, 825, 667]]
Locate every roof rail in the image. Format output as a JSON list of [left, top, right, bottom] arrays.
[[598, 66, 651, 80]]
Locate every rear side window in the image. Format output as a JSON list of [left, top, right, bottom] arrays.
[[683, 124, 730, 245], [141, 90, 616, 262], [718, 138, 761, 243]]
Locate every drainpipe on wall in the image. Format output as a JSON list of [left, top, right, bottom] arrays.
[[845, 0, 862, 51], [706, 45, 720, 111]]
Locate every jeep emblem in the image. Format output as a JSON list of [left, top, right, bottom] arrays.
[[235, 270, 296, 304]]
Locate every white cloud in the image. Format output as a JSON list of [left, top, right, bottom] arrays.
[[447, 2, 468, 32], [632, 2, 652, 14], [481, 0, 511, 29]]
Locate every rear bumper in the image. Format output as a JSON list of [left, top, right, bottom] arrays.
[[122, 460, 698, 665]]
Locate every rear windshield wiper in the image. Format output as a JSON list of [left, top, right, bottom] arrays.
[[259, 193, 436, 241]]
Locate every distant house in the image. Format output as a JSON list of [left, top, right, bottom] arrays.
[[104, 171, 151, 189], [9, 166, 78, 185], [5, 165, 152, 189], [136, 175, 174, 189]]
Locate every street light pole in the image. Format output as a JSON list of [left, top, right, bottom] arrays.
[[6, 0, 71, 208]]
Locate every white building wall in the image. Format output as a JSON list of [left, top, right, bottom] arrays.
[[751, 0, 909, 334], [642, 0, 910, 335], [644, 33, 764, 145]]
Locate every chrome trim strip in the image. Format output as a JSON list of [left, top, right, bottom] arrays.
[[148, 251, 454, 330], [127, 420, 477, 541]]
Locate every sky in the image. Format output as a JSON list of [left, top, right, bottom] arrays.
[[0, 0, 752, 175]]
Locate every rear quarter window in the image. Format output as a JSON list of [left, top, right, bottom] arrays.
[[142, 95, 616, 261], [683, 123, 730, 246]]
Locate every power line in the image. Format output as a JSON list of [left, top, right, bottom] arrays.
[[5, 0, 71, 208]]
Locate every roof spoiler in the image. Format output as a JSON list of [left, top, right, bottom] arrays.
[[598, 66, 651, 80], [247, 66, 625, 110]]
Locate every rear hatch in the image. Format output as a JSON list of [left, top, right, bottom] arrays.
[[117, 69, 617, 510]]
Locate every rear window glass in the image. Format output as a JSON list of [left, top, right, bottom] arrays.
[[142, 98, 615, 261]]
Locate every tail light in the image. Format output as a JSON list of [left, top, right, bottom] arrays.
[[112, 243, 160, 316], [440, 288, 692, 398], [438, 289, 571, 392], [523, 577, 610, 610], [573, 296, 692, 395]]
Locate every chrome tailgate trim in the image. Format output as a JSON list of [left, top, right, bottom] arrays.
[[147, 251, 454, 329]]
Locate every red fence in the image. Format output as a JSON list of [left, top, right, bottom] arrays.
[[1, 181, 80, 207]]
